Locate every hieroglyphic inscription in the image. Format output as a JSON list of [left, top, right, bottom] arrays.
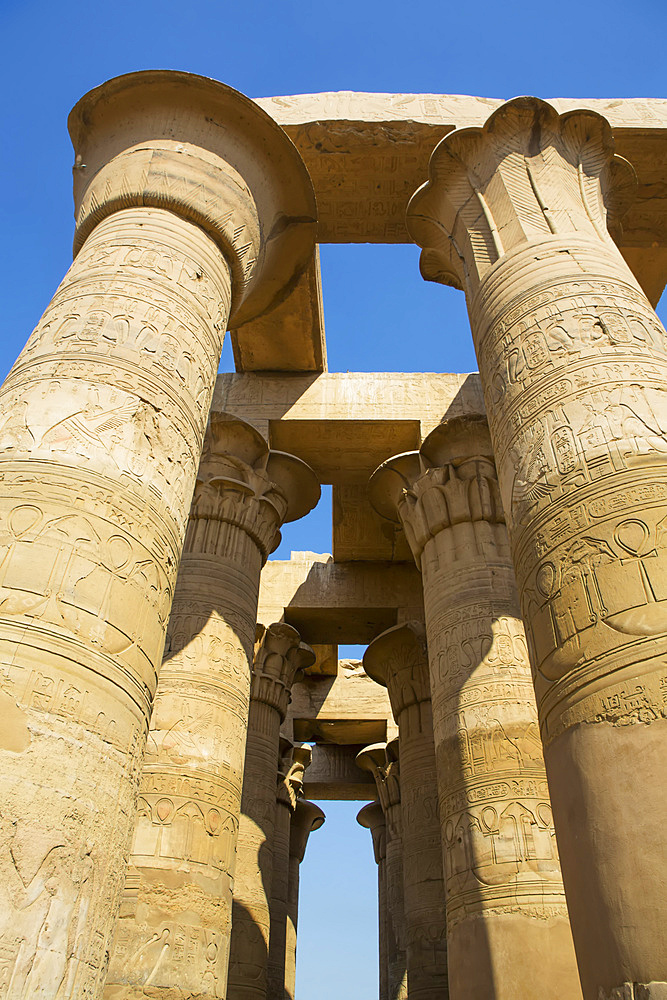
[[473, 256, 667, 711], [0, 206, 233, 1000]]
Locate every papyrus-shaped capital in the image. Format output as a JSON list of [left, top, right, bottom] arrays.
[[364, 622, 431, 718], [69, 70, 317, 325], [251, 622, 316, 716], [357, 801, 387, 864], [188, 413, 320, 560], [407, 96, 636, 294], [369, 416, 506, 566], [289, 799, 325, 863]]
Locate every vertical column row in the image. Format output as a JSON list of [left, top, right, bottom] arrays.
[[369, 417, 581, 1000], [363, 624, 449, 1000], [356, 742, 408, 1000], [228, 625, 315, 1000], [105, 416, 319, 998], [0, 70, 316, 1000], [407, 97, 667, 999]]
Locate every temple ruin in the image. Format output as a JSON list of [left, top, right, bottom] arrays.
[[0, 70, 665, 999]]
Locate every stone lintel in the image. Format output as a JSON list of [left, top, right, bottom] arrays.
[[253, 92, 667, 303], [230, 248, 327, 373], [258, 554, 424, 645], [213, 372, 485, 446], [214, 372, 485, 556], [287, 661, 394, 728], [302, 745, 377, 800]]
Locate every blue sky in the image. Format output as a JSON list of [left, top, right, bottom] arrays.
[[1, 0, 666, 996]]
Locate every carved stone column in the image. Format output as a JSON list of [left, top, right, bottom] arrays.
[[356, 743, 408, 1000], [363, 628, 449, 1000], [267, 741, 312, 1000], [105, 417, 319, 997], [370, 416, 582, 1000], [228, 625, 315, 1000], [285, 800, 325, 1000], [357, 801, 388, 1000], [0, 71, 315, 999], [407, 97, 667, 999]]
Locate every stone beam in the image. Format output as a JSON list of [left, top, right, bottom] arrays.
[[299, 745, 377, 800], [258, 553, 424, 645], [282, 662, 397, 798], [213, 370, 485, 473], [254, 93, 667, 303], [230, 248, 327, 373], [214, 371, 485, 559]]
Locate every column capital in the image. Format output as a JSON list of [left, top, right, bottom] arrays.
[[407, 96, 636, 296], [69, 70, 317, 326], [369, 415, 505, 566], [289, 799, 325, 863], [356, 743, 402, 829], [250, 623, 315, 718], [187, 413, 320, 561], [277, 742, 312, 810], [364, 621, 431, 717], [357, 802, 387, 864]]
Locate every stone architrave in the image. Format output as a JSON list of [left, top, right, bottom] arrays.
[[369, 416, 582, 1000], [285, 800, 325, 1000], [357, 801, 388, 1000], [0, 70, 315, 1000], [406, 97, 667, 1000], [104, 416, 319, 998], [228, 625, 315, 1000], [267, 741, 312, 1000], [363, 629, 449, 1000], [355, 743, 408, 1000]]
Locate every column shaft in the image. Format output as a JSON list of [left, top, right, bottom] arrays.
[[267, 797, 292, 1000], [285, 801, 325, 1000], [228, 628, 313, 1000], [398, 703, 448, 1000], [407, 97, 667, 998], [0, 207, 230, 999], [363, 631, 448, 1000], [369, 422, 582, 1000], [357, 801, 388, 1000], [105, 533, 259, 995], [229, 700, 283, 998], [285, 854, 300, 1000], [383, 809, 408, 1000], [423, 553, 579, 998]]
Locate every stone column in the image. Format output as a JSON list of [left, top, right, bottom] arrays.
[[0, 71, 315, 999], [285, 800, 325, 1000], [406, 96, 667, 1000], [363, 628, 449, 1000], [267, 741, 312, 1000], [369, 417, 582, 1000], [356, 743, 408, 1000], [104, 416, 319, 998], [357, 801, 388, 1000], [228, 625, 315, 1000]]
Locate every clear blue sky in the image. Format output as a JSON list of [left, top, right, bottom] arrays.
[[1, 0, 666, 996]]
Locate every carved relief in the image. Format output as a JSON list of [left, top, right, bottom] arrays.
[[369, 415, 579, 996], [406, 96, 667, 997]]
